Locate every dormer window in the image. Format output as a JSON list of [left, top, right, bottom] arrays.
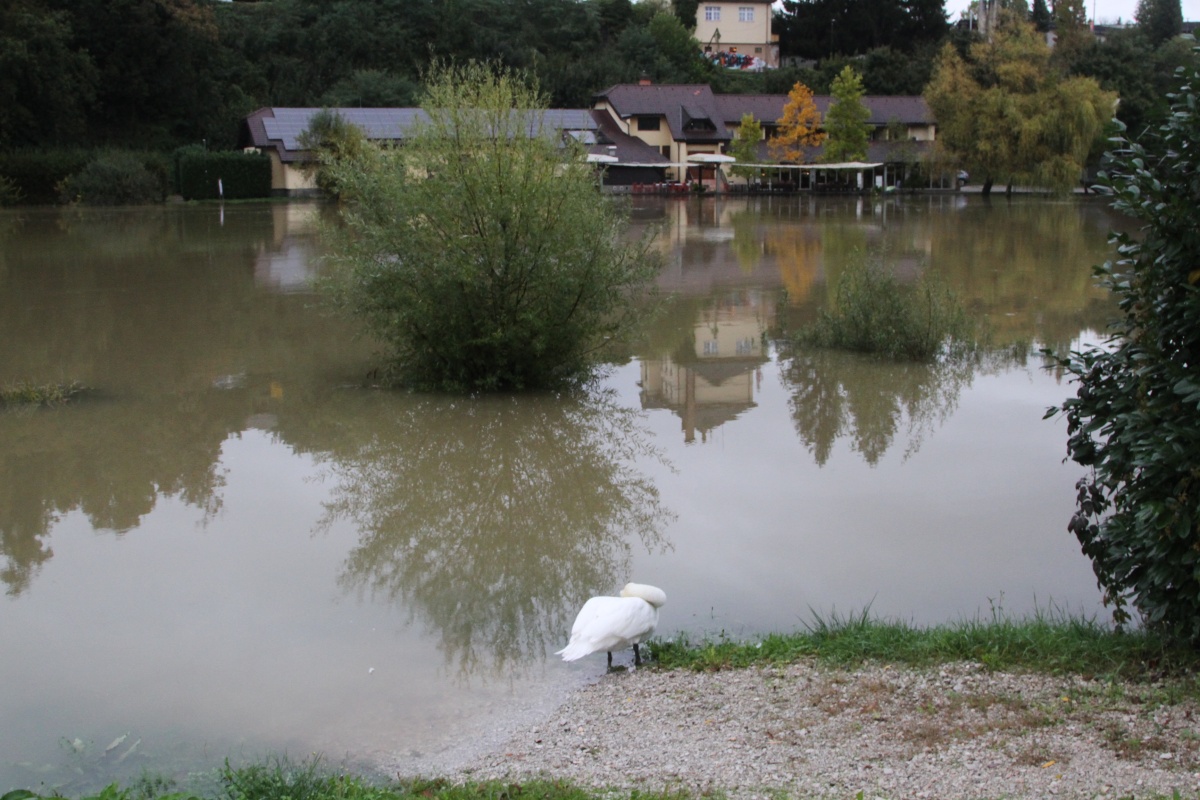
[[637, 116, 661, 131]]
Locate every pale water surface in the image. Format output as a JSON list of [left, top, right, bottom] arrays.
[[0, 196, 1120, 792]]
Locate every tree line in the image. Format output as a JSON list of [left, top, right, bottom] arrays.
[[0, 0, 1192, 157]]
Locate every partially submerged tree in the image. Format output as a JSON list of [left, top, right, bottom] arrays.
[[821, 66, 871, 163], [322, 62, 660, 392], [1048, 57, 1200, 642], [769, 81, 827, 163]]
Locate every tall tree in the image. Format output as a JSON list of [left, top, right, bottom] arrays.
[[821, 66, 870, 163], [1136, 0, 1182, 45], [0, 0, 97, 148], [924, 10, 1115, 194], [1030, 0, 1052, 30], [770, 81, 827, 162]]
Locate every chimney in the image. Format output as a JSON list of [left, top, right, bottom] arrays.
[[638, 72, 652, 86]]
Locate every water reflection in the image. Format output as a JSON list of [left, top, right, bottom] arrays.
[[780, 347, 1028, 466], [639, 290, 773, 443], [305, 389, 673, 676], [635, 195, 1116, 458]]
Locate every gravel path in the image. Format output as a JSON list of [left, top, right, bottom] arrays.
[[453, 661, 1200, 799]]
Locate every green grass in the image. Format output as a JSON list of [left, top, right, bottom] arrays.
[[0, 380, 85, 408], [647, 608, 1200, 690]]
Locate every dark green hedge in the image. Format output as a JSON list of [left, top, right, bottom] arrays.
[[0, 150, 92, 205], [178, 151, 272, 200]]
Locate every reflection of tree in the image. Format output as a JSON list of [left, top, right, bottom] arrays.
[[0, 398, 230, 595], [780, 346, 1025, 465], [0, 204, 364, 596], [314, 389, 672, 677]]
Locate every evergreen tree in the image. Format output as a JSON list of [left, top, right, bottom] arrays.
[[1136, 0, 1182, 45], [1030, 0, 1052, 31], [821, 66, 870, 163]]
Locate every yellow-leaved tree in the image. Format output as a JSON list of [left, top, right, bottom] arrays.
[[924, 9, 1115, 195], [769, 81, 826, 163]]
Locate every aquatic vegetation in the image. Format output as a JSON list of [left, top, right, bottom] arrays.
[[793, 252, 974, 361], [0, 381, 85, 408]]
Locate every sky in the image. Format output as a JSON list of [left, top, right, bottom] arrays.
[[771, 0, 1199, 28], [941, 0, 1200, 24]]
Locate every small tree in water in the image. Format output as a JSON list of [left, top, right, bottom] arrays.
[[323, 63, 660, 392]]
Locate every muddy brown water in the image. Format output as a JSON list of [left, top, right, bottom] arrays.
[[0, 195, 1121, 792]]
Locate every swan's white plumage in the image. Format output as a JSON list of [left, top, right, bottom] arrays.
[[557, 583, 666, 664]]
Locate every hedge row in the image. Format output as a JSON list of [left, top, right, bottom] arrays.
[[177, 151, 272, 200], [0, 148, 272, 205]]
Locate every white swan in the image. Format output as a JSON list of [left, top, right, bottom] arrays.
[[556, 582, 667, 668]]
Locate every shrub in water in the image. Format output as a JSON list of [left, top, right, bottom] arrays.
[[795, 253, 972, 361], [323, 62, 660, 392], [59, 151, 164, 205], [1048, 58, 1200, 643]]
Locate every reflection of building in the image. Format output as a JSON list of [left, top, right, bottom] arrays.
[[640, 289, 774, 443]]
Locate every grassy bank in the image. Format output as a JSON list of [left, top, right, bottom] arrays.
[[9, 615, 1199, 800], [650, 610, 1200, 690]]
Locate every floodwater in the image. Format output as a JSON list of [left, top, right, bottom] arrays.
[[0, 195, 1120, 792]]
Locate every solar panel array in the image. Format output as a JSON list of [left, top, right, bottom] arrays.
[[262, 108, 428, 149], [263, 108, 596, 150]]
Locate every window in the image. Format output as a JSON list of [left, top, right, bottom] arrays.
[[739, 6, 754, 22], [703, 340, 720, 355], [637, 116, 660, 131], [705, 6, 720, 21]]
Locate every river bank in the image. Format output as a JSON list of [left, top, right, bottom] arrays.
[[437, 660, 1200, 800]]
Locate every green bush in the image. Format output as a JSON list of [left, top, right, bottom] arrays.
[[0, 174, 21, 206], [1048, 57, 1200, 642], [794, 253, 973, 361], [0, 149, 93, 205], [177, 151, 271, 200], [324, 63, 660, 392], [58, 151, 166, 205]]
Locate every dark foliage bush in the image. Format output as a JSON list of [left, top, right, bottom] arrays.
[[0, 149, 92, 205], [1049, 56, 1200, 642], [58, 151, 167, 206], [178, 151, 272, 200]]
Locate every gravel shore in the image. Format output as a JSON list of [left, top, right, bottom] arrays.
[[454, 661, 1200, 800]]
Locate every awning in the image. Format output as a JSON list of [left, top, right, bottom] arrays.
[[686, 153, 737, 164]]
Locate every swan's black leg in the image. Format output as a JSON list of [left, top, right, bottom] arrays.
[[607, 651, 613, 669], [634, 643, 641, 666]]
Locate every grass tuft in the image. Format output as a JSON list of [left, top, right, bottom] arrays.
[[0, 380, 86, 408]]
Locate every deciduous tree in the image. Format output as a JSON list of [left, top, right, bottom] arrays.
[[769, 81, 827, 163], [729, 113, 764, 179], [924, 11, 1115, 194]]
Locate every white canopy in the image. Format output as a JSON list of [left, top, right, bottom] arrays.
[[686, 153, 737, 164]]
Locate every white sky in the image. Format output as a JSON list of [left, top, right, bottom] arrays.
[[943, 0, 1200, 24], [771, 0, 1199, 29]]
